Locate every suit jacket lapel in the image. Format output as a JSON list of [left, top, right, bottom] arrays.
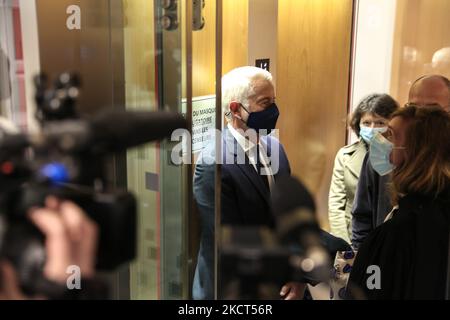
[[260, 135, 283, 182], [223, 130, 270, 205], [236, 163, 270, 205]]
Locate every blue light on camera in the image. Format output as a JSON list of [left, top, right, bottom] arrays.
[[40, 163, 69, 185]]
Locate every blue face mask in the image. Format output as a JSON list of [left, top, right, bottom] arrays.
[[241, 103, 280, 134], [370, 132, 395, 176], [369, 132, 406, 176], [360, 126, 388, 144]]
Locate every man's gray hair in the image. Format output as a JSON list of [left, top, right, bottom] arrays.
[[222, 66, 273, 120]]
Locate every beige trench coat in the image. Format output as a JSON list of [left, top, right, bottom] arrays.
[[328, 139, 367, 244]]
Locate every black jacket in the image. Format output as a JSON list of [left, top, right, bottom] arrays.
[[351, 153, 392, 249], [347, 189, 450, 299]]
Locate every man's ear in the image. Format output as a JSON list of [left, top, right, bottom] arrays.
[[229, 101, 240, 114], [229, 102, 244, 121]]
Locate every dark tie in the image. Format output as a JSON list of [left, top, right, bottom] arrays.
[[256, 146, 270, 191]]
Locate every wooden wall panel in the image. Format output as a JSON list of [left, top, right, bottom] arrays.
[[222, 0, 248, 75], [277, 0, 354, 228], [190, 0, 248, 97], [123, 0, 156, 108], [36, 0, 116, 115], [191, 0, 216, 97], [390, 0, 450, 105], [122, 0, 159, 300]]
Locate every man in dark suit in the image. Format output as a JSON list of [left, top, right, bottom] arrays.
[[192, 66, 296, 299]]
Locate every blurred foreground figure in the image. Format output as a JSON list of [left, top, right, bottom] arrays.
[[0, 196, 101, 300]]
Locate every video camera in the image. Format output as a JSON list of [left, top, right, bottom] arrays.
[[220, 176, 335, 300], [0, 73, 187, 298]]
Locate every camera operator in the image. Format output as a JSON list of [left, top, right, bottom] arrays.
[[0, 114, 99, 299], [0, 195, 100, 300]]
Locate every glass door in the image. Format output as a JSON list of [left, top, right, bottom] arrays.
[[122, 0, 189, 299], [123, 0, 222, 299], [1, 0, 224, 300], [0, 0, 27, 128]]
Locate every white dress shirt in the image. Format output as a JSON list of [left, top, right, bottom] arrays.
[[227, 123, 275, 190]]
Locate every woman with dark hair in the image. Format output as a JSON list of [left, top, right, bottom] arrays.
[[347, 105, 450, 299], [328, 94, 399, 244]]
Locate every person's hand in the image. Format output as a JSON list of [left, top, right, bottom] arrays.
[[28, 196, 98, 284], [280, 282, 307, 300], [0, 260, 26, 300], [0, 197, 99, 299]]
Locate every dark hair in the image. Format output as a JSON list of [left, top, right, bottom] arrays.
[[350, 93, 399, 136], [390, 105, 450, 204]]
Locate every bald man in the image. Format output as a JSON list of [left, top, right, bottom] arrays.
[[408, 75, 450, 111], [351, 75, 450, 249]]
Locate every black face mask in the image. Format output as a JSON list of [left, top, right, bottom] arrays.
[[241, 103, 280, 133]]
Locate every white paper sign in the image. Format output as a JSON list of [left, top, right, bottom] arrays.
[[182, 95, 216, 153]]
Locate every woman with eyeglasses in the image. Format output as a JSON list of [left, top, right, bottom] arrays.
[[347, 105, 450, 299], [328, 94, 399, 244]]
